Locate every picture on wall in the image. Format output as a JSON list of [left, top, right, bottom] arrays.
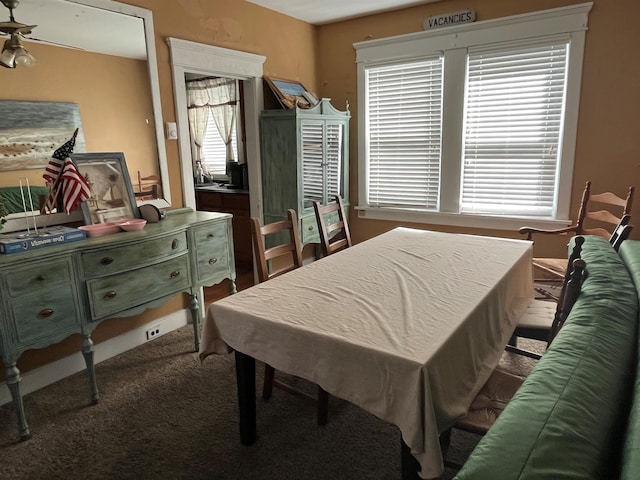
[[0, 100, 86, 171]]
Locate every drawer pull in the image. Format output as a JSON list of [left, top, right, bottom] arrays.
[[207, 233, 214, 239], [100, 257, 114, 265], [209, 257, 217, 265], [104, 290, 117, 299], [170, 271, 181, 279], [36, 274, 46, 281], [308, 226, 313, 231], [172, 239, 179, 249], [38, 308, 54, 318]]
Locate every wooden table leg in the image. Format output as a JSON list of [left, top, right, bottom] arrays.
[[401, 438, 422, 480], [234, 351, 256, 445]]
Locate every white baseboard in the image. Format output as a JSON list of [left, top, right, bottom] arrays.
[[0, 309, 191, 407]]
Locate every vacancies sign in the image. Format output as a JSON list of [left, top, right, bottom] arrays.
[[423, 10, 476, 30]]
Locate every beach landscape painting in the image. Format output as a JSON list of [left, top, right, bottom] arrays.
[[0, 100, 86, 172]]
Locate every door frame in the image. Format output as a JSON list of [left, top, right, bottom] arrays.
[[167, 37, 266, 220]]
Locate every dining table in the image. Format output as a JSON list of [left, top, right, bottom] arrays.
[[199, 227, 533, 479]]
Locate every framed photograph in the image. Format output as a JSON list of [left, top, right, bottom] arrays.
[[264, 76, 318, 109], [71, 152, 140, 225]]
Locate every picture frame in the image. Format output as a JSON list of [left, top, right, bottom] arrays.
[[71, 152, 140, 225], [264, 76, 318, 109]]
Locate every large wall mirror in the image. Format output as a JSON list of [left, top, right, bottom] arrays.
[[0, 0, 170, 230]]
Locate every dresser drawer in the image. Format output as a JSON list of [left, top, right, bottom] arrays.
[[87, 254, 191, 320], [10, 286, 82, 345], [6, 258, 73, 297], [81, 232, 188, 277], [300, 210, 340, 245], [192, 222, 231, 282]]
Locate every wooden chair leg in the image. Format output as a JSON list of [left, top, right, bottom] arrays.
[[263, 364, 275, 400], [317, 386, 329, 426]]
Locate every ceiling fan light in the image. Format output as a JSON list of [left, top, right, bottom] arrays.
[[13, 45, 34, 66], [0, 39, 15, 68]]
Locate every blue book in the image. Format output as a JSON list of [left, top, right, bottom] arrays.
[[0, 226, 87, 254]]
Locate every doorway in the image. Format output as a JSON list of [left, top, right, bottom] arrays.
[[168, 38, 266, 301]]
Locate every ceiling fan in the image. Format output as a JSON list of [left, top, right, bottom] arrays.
[[0, 0, 36, 68]]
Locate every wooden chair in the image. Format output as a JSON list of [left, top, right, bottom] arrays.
[[135, 171, 161, 200], [508, 236, 586, 356], [312, 195, 352, 257], [250, 209, 329, 425], [446, 254, 587, 460], [520, 181, 633, 287]]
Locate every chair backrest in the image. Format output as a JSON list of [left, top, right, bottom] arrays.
[[250, 209, 303, 283], [575, 181, 634, 239], [136, 171, 161, 200], [313, 195, 352, 256], [547, 242, 587, 346], [610, 219, 634, 251]]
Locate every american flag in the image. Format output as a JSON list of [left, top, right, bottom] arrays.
[[43, 133, 77, 185], [60, 158, 91, 214], [42, 130, 85, 214]]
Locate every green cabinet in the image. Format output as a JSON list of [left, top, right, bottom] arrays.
[[0, 209, 235, 441], [260, 99, 350, 245]]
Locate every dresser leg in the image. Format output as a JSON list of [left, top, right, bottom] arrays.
[[189, 293, 201, 352], [6, 363, 31, 440], [82, 334, 100, 405]]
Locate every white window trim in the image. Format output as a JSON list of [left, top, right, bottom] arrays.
[[354, 3, 592, 231]]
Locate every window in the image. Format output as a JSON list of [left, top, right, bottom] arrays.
[[201, 109, 239, 176], [355, 4, 591, 229]]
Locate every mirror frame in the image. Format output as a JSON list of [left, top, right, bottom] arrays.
[[3, 0, 170, 232]]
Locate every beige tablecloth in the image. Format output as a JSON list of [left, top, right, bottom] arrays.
[[200, 227, 533, 478]]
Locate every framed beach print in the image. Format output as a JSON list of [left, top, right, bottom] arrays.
[[264, 76, 318, 109], [71, 152, 140, 225]]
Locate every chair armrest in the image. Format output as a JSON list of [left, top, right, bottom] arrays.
[[518, 224, 579, 240]]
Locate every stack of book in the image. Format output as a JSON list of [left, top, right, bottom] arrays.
[[0, 226, 87, 254]]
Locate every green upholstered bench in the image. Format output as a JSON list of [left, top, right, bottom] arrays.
[[455, 235, 639, 479], [619, 240, 640, 480]]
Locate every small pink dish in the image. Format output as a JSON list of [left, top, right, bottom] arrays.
[[119, 219, 147, 231], [78, 222, 122, 237]]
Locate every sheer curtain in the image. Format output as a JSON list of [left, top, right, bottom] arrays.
[[186, 77, 238, 170]]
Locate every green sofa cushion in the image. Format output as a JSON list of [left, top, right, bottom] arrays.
[[455, 235, 638, 480], [618, 240, 640, 480], [0, 185, 50, 215]]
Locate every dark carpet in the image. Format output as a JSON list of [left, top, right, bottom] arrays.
[[0, 325, 541, 480]]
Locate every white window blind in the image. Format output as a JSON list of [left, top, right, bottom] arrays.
[[366, 57, 443, 208], [201, 110, 239, 176], [461, 36, 569, 216]]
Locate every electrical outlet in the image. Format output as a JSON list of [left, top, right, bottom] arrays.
[[145, 325, 161, 341]]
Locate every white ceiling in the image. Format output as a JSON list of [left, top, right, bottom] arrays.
[[246, 0, 443, 25], [2, 0, 146, 59]]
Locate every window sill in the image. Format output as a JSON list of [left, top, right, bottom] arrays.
[[355, 206, 570, 232]]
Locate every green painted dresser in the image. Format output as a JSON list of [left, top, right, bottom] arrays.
[[0, 208, 236, 440], [260, 98, 350, 245]]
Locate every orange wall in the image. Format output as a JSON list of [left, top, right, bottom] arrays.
[[127, 0, 319, 208], [316, 0, 640, 257], [1, 42, 158, 187]]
